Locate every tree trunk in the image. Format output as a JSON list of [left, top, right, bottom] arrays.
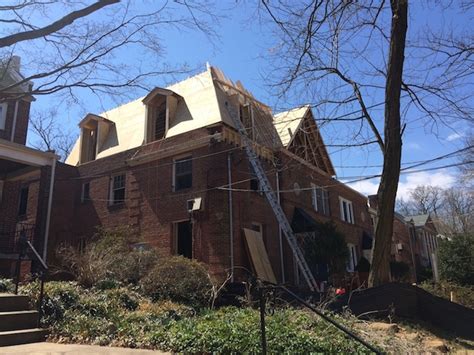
[[368, 0, 408, 287]]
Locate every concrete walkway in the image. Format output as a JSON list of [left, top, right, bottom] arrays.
[[0, 343, 169, 355]]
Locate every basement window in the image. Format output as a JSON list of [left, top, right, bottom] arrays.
[[110, 174, 125, 205], [18, 185, 29, 217], [174, 157, 192, 191], [339, 197, 354, 224]]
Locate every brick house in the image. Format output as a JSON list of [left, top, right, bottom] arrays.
[[0, 56, 58, 277], [1, 66, 374, 287], [404, 214, 440, 273]]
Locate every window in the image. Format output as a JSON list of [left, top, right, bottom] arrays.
[[174, 157, 192, 191], [110, 174, 125, 205], [339, 197, 354, 224], [0, 180, 4, 204], [0, 102, 7, 130], [18, 186, 29, 217], [81, 182, 90, 203], [154, 101, 166, 140], [311, 183, 330, 215], [347, 243, 358, 272], [250, 178, 260, 192]]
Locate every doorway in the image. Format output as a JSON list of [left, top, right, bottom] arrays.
[[176, 220, 192, 259]]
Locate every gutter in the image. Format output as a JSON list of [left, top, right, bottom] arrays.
[[42, 155, 57, 262]]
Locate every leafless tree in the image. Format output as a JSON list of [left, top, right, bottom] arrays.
[[259, 0, 473, 286], [29, 109, 75, 161], [459, 135, 474, 187], [0, 1, 217, 102], [396, 184, 473, 237]]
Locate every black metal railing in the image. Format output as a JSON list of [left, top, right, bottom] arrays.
[[14, 233, 48, 327], [0, 223, 35, 253], [255, 280, 380, 354]]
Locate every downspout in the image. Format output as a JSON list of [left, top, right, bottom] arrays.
[[227, 152, 234, 282], [42, 155, 57, 262], [10, 100, 19, 141], [276, 170, 285, 283]]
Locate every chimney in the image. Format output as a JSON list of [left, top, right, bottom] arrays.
[[10, 55, 21, 73]]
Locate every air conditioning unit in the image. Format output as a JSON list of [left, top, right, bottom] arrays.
[[396, 243, 403, 251], [187, 197, 202, 213]]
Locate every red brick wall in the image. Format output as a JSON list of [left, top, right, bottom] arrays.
[[0, 99, 31, 144], [391, 216, 416, 282], [42, 125, 375, 286]]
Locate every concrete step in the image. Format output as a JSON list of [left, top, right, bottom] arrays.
[[0, 310, 39, 331], [0, 328, 47, 347], [0, 294, 30, 312]]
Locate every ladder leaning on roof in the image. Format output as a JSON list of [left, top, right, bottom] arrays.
[[222, 100, 320, 293]]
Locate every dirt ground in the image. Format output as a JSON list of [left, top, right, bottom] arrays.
[[353, 320, 474, 353]]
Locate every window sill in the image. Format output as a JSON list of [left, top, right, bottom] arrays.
[[173, 187, 193, 193], [108, 202, 125, 211]]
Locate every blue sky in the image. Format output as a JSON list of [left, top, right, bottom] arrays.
[[24, 1, 472, 200]]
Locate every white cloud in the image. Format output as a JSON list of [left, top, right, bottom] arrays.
[[406, 142, 421, 150], [348, 179, 379, 196], [346, 170, 456, 200], [446, 133, 463, 141]]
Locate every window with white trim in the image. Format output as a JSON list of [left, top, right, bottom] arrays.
[[311, 183, 330, 215], [347, 243, 358, 272], [110, 174, 125, 205], [339, 197, 355, 224], [173, 157, 192, 191], [0, 102, 7, 130]]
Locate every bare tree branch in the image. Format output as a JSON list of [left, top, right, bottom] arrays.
[[0, 0, 119, 48]]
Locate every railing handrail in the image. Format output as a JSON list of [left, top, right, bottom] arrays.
[[256, 280, 380, 354], [26, 241, 48, 271]]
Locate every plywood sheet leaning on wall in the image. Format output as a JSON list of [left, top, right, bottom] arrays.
[[243, 228, 277, 283]]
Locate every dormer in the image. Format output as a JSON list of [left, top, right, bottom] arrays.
[[0, 55, 35, 145], [79, 114, 114, 164], [142, 87, 181, 143]]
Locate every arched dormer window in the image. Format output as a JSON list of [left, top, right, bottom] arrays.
[[142, 87, 181, 143]]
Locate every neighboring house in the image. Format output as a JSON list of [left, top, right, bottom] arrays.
[[368, 196, 417, 282], [404, 214, 440, 271], [0, 56, 58, 277], [1, 66, 373, 287]]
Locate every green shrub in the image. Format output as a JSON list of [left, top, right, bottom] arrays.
[[303, 221, 349, 275], [438, 234, 474, 285], [0, 278, 14, 293], [18, 280, 371, 353], [140, 256, 213, 308], [109, 250, 159, 285]]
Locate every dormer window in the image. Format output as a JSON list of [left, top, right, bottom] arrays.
[[143, 87, 181, 143], [154, 101, 167, 140], [79, 114, 114, 164]]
